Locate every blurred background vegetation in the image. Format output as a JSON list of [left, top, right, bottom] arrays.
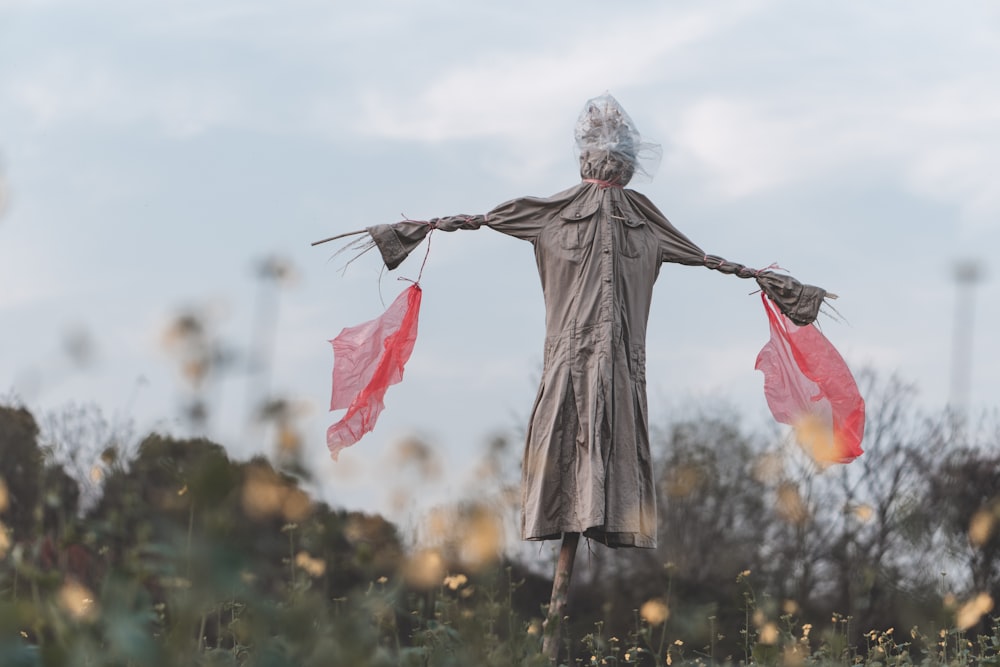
[[2, 366, 1000, 666]]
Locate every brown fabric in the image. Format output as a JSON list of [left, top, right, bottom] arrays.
[[367, 182, 825, 548], [754, 272, 826, 326]]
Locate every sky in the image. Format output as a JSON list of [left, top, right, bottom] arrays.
[[2, 0, 998, 527]]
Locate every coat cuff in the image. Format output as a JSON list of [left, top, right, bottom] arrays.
[[755, 272, 827, 326], [367, 222, 433, 270]]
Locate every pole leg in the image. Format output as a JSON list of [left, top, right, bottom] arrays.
[[542, 532, 580, 665]]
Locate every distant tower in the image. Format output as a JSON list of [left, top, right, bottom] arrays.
[[949, 258, 986, 417]]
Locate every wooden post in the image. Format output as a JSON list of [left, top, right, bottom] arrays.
[[542, 532, 580, 664]]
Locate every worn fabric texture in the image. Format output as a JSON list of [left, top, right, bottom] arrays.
[[367, 181, 825, 549]]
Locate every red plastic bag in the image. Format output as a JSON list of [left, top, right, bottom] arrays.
[[327, 284, 422, 459], [755, 293, 864, 465]]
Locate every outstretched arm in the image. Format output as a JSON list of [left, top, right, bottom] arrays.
[[366, 216, 482, 270], [358, 185, 582, 270], [628, 191, 829, 326]]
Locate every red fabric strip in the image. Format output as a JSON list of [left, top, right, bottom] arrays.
[[755, 293, 864, 465], [327, 284, 422, 459]]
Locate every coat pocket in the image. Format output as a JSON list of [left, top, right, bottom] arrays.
[[620, 215, 650, 259], [555, 199, 600, 251]]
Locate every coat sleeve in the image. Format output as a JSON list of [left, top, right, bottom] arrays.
[[626, 190, 828, 326], [366, 186, 579, 270]]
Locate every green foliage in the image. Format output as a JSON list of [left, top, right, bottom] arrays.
[[0, 407, 44, 539], [3, 396, 1000, 665]]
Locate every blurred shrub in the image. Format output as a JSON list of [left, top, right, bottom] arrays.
[[3, 386, 1000, 665]]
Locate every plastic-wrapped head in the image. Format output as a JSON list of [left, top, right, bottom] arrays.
[[575, 93, 661, 186]]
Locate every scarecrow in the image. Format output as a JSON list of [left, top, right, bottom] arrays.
[[316, 94, 864, 662]]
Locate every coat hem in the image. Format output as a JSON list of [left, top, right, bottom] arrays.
[[523, 525, 656, 549]]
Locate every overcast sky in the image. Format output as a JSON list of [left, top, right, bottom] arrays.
[[2, 0, 998, 523]]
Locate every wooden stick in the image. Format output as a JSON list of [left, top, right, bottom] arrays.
[[310, 229, 368, 247], [543, 532, 580, 664]]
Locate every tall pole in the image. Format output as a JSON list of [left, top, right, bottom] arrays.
[[949, 259, 985, 420], [543, 532, 580, 664]]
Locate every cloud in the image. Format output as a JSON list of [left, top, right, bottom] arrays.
[[644, 3, 1000, 232], [669, 74, 1000, 230], [351, 2, 770, 147], [897, 78, 1000, 232], [4, 55, 244, 137]]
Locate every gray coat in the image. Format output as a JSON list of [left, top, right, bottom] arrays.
[[368, 181, 824, 548]]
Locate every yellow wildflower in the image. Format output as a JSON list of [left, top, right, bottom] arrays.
[[640, 598, 670, 626]]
